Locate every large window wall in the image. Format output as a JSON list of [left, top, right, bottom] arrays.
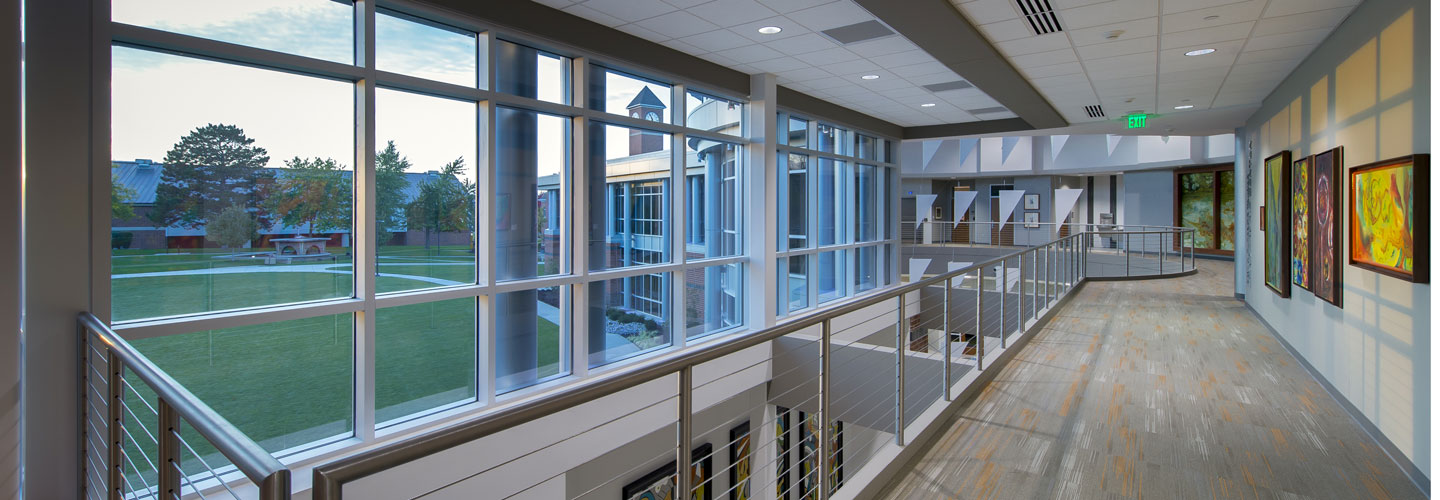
[[775, 114, 900, 316], [100, 0, 900, 469]]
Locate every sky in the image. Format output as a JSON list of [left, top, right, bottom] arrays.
[[109, 0, 706, 184]]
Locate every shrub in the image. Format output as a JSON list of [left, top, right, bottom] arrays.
[[111, 231, 133, 249]]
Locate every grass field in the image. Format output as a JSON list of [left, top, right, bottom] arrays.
[[113, 245, 563, 478]]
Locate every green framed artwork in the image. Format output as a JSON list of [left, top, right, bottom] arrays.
[[1291, 155, 1312, 291], [1264, 151, 1291, 297], [1349, 154, 1429, 283], [729, 422, 751, 500], [1312, 147, 1343, 307]]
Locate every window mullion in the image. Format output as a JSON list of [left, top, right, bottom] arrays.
[[354, 0, 379, 443], [671, 83, 687, 347]]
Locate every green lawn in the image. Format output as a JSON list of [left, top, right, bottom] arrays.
[[113, 245, 562, 478]]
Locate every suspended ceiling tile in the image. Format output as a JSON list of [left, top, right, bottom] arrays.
[[633, 10, 722, 39], [713, 43, 786, 63], [756, 0, 834, 14], [560, 4, 626, 26], [763, 32, 841, 54], [847, 36, 918, 58], [1057, 0, 1160, 30], [1021, 61, 1086, 79], [1067, 18, 1159, 46], [1242, 27, 1332, 51], [687, 0, 777, 27], [1251, 7, 1352, 37], [975, 18, 1036, 43], [1161, 0, 1264, 33], [1010, 48, 1081, 68], [1160, 21, 1255, 50], [1075, 36, 1157, 60], [1160, 0, 1251, 15], [995, 32, 1073, 57], [680, 29, 755, 52], [1262, 0, 1360, 19], [786, 1, 875, 31], [953, 0, 1022, 25], [1233, 45, 1312, 64], [728, 15, 814, 42], [578, 0, 675, 23]]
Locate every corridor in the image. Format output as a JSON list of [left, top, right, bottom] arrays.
[[883, 260, 1426, 500]]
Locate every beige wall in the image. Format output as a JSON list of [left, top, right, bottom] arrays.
[[1243, 2, 1429, 479]]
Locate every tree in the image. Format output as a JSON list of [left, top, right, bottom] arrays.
[[150, 124, 273, 228], [405, 158, 472, 249], [266, 157, 352, 236], [375, 141, 411, 246], [209, 204, 260, 252], [111, 165, 136, 221]]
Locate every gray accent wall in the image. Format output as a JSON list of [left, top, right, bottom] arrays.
[[1240, 0, 1430, 485]]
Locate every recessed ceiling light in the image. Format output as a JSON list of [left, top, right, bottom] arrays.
[[1185, 48, 1216, 56], [921, 103, 936, 107], [1175, 105, 1194, 109], [861, 74, 880, 80], [757, 26, 783, 35]]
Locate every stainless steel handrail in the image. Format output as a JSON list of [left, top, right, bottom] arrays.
[[80, 312, 291, 499], [311, 227, 1194, 498]]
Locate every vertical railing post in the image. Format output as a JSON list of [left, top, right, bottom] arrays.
[[975, 268, 984, 371], [1017, 254, 1025, 331], [1161, 231, 1167, 273], [817, 319, 831, 500], [259, 470, 292, 500], [677, 366, 693, 499], [158, 398, 182, 500], [107, 350, 124, 500], [895, 295, 906, 446], [999, 259, 1007, 349], [943, 277, 952, 402], [1031, 250, 1037, 320], [1125, 233, 1131, 276]]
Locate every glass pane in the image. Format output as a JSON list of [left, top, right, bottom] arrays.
[[788, 117, 808, 148], [496, 286, 568, 393], [817, 124, 844, 154], [111, 47, 354, 322], [854, 246, 877, 292], [589, 275, 672, 367], [686, 264, 744, 339], [376, 298, 475, 424], [131, 314, 354, 454], [590, 66, 672, 124], [587, 123, 672, 271], [855, 164, 878, 242], [376, 10, 477, 87], [497, 107, 569, 280], [1178, 172, 1216, 248], [375, 88, 477, 293], [786, 154, 809, 250], [113, 0, 353, 64], [818, 159, 844, 246], [817, 251, 845, 303], [496, 40, 571, 105], [686, 139, 742, 259], [855, 134, 878, 161], [787, 255, 809, 312], [686, 91, 742, 136], [1219, 170, 1236, 250]]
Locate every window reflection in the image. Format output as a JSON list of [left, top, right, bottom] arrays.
[[377, 9, 478, 87]]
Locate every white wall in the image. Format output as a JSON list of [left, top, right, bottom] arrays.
[[1241, 0, 1429, 479]]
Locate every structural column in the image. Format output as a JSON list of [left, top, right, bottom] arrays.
[[744, 73, 778, 329]]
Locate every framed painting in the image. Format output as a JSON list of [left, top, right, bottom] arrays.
[[1024, 193, 1039, 210], [774, 407, 791, 500], [1264, 151, 1291, 297], [729, 422, 751, 500], [827, 422, 843, 492], [620, 444, 713, 500], [1312, 147, 1343, 306], [797, 412, 818, 500], [1349, 154, 1429, 283], [1023, 212, 1040, 228], [1291, 155, 1313, 291]]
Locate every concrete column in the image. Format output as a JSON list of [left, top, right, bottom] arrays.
[[745, 74, 778, 329], [23, 0, 97, 496]]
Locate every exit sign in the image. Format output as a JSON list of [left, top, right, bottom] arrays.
[[1127, 114, 1148, 128]]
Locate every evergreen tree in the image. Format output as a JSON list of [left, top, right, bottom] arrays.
[[266, 157, 352, 236], [150, 124, 273, 228], [375, 141, 411, 246]]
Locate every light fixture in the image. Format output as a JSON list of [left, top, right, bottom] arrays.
[[1184, 48, 1216, 56], [921, 103, 936, 107], [1175, 105, 1194, 109], [757, 26, 783, 35], [861, 74, 880, 80]]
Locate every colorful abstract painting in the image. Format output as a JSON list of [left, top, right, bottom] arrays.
[[1313, 148, 1343, 306], [775, 407, 790, 500], [798, 412, 817, 500], [1264, 151, 1291, 297], [620, 444, 712, 500], [1291, 156, 1312, 290], [1349, 154, 1430, 283], [729, 422, 751, 500]]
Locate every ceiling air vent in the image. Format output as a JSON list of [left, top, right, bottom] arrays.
[[1084, 105, 1105, 118], [1016, 0, 1063, 35], [820, 20, 896, 44], [921, 80, 975, 93]]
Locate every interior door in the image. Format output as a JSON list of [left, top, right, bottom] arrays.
[[991, 198, 1014, 246]]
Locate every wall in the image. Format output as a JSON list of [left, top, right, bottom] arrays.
[[1240, 0, 1430, 481], [0, 0, 19, 496], [900, 133, 1235, 178]]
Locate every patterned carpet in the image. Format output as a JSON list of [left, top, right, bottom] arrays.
[[882, 260, 1425, 500]]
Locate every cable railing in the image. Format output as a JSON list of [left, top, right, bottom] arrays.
[[79, 313, 291, 500], [309, 227, 1195, 499]]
